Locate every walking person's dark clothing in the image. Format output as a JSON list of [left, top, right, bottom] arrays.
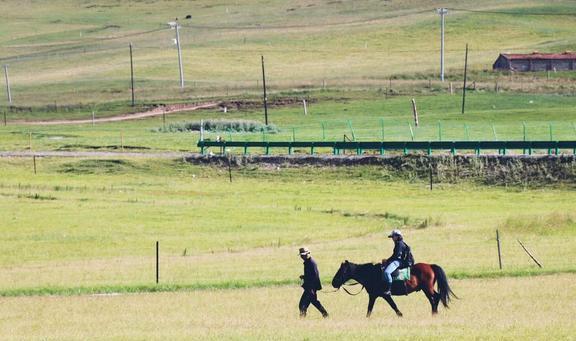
[[298, 247, 329, 318]]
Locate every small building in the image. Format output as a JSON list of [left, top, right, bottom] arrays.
[[493, 52, 576, 72]]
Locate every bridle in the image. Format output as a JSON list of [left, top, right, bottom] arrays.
[[323, 263, 365, 295], [321, 280, 364, 295], [341, 281, 364, 295]]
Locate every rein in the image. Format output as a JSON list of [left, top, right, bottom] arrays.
[[342, 282, 364, 296], [321, 280, 364, 295]]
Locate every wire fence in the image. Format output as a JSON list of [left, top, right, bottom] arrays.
[[200, 120, 576, 143], [1, 120, 574, 154], [1, 19, 576, 110]]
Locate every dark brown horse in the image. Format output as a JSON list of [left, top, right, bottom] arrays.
[[331, 260, 457, 317]]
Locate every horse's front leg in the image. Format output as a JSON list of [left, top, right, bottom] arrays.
[[366, 295, 377, 318], [382, 295, 403, 317]]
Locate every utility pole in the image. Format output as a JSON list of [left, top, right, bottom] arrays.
[[437, 8, 448, 82], [261, 55, 269, 125], [462, 44, 469, 115], [129, 43, 135, 106], [156, 241, 159, 284], [174, 21, 184, 89], [3, 65, 12, 104]]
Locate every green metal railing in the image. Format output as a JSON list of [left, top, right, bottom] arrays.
[[198, 140, 576, 156]]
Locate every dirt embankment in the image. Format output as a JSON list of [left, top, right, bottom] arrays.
[[217, 97, 318, 111], [14, 102, 219, 126], [184, 154, 576, 186]]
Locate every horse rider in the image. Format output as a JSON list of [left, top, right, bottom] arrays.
[[382, 229, 413, 296], [298, 247, 329, 318]]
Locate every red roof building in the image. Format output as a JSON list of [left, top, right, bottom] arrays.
[[493, 52, 576, 71]]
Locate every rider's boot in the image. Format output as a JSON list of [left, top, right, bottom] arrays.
[[383, 282, 392, 296]]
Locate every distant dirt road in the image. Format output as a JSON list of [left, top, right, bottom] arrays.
[[12, 102, 220, 126], [0, 151, 196, 158]]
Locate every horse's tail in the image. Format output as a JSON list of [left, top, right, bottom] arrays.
[[431, 264, 458, 308]]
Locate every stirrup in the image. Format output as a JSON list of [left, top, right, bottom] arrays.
[[383, 290, 391, 296]]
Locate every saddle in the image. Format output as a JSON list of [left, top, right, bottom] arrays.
[[391, 267, 411, 282]]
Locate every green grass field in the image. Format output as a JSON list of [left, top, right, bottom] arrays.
[[1, 157, 575, 289], [1, 91, 576, 154], [2, 0, 576, 339], [0, 157, 575, 339]]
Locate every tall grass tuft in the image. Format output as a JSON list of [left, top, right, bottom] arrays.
[[500, 212, 576, 235], [155, 120, 279, 133]]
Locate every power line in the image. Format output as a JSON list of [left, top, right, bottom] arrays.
[[0, 29, 172, 63], [179, 9, 432, 30], [448, 8, 576, 16]]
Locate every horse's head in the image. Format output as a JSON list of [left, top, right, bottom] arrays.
[[332, 260, 354, 288]]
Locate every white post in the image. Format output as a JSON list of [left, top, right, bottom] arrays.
[[175, 23, 184, 89], [411, 98, 419, 127], [200, 119, 204, 141], [92, 111, 95, 126], [3, 65, 12, 104], [437, 8, 448, 82], [303, 99, 308, 115]]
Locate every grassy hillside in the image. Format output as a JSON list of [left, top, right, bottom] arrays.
[[1, 0, 576, 107], [1, 92, 575, 153], [0, 157, 574, 291], [0, 156, 575, 339]]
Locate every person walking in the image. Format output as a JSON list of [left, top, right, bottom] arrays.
[[298, 247, 329, 318]]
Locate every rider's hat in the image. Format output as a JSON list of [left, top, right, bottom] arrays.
[[388, 229, 402, 238], [299, 247, 310, 256]]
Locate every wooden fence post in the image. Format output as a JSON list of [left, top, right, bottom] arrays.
[[461, 43, 469, 114], [517, 239, 542, 268], [429, 160, 433, 191], [496, 229, 502, 270], [228, 154, 233, 183], [156, 241, 159, 284], [411, 98, 419, 127]]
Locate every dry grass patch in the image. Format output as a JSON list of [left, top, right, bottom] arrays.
[[0, 274, 574, 340]]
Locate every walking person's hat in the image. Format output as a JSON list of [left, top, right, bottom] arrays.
[[299, 247, 310, 256], [388, 229, 402, 238]]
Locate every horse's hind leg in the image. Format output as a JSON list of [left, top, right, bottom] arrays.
[[433, 292, 441, 312], [423, 286, 438, 314], [382, 295, 403, 317], [366, 295, 377, 318]]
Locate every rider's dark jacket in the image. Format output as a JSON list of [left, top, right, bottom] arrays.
[[302, 257, 322, 291], [387, 239, 413, 268]]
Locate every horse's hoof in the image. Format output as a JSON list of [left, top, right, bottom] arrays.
[[396, 311, 403, 317]]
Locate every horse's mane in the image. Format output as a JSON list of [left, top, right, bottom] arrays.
[[350, 262, 381, 274], [348, 262, 382, 285], [352, 262, 380, 269]]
